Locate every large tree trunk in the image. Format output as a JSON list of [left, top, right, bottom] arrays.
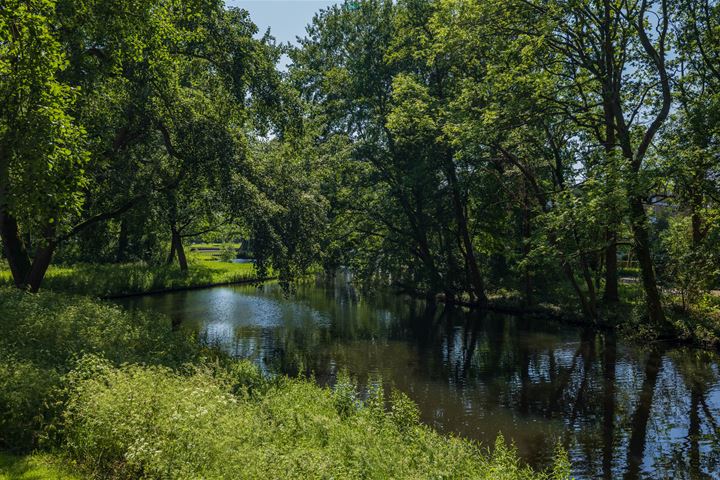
[[0, 163, 31, 288], [603, 230, 619, 303], [0, 210, 32, 287], [691, 211, 703, 247], [27, 241, 55, 293], [166, 235, 176, 264], [628, 196, 666, 325], [601, 1, 619, 303]]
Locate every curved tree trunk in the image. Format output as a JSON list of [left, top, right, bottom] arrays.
[[445, 161, 488, 307], [628, 196, 665, 325], [27, 241, 55, 293], [0, 210, 55, 292], [0, 210, 32, 287]]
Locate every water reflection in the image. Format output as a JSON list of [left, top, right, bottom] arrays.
[[119, 278, 720, 479]]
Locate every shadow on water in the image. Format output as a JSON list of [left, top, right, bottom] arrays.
[[118, 277, 720, 479]]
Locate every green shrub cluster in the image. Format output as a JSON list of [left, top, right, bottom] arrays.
[[62, 359, 570, 480], [0, 288, 199, 450]]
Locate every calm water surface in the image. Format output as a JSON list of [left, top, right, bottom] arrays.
[[119, 278, 720, 479]]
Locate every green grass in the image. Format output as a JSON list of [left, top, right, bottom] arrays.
[[0, 257, 261, 297], [0, 453, 83, 480], [188, 243, 244, 261], [189, 242, 241, 249]]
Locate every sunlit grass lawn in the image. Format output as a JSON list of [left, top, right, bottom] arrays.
[[188, 242, 241, 250], [0, 256, 263, 297], [188, 243, 244, 261], [0, 453, 83, 480]]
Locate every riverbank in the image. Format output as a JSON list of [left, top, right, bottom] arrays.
[[0, 288, 569, 479], [5, 257, 716, 349], [0, 259, 264, 298], [416, 283, 720, 350]]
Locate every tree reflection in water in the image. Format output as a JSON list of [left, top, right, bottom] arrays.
[[119, 279, 720, 479]]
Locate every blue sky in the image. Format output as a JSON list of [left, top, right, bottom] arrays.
[[230, 1, 339, 45]]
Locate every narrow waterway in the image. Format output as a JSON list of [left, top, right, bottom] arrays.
[[118, 277, 720, 479]]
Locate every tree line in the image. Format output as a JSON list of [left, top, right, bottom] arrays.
[[1, 0, 315, 289], [290, 0, 719, 325], [1, 0, 719, 325]]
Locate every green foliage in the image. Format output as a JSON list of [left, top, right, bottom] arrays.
[[0, 288, 199, 450], [61, 360, 567, 480], [0, 357, 58, 449], [280, 0, 720, 335], [246, 139, 329, 282], [660, 217, 720, 311], [0, 0, 88, 228], [0, 0, 291, 290]]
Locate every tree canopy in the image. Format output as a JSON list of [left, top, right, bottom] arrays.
[[1, 0, 719, 328]]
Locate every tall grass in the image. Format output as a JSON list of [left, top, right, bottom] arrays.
[[62, 360, 570, 480]]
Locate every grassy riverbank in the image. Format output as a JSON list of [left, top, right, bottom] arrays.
[[480, 282, 720, 349], [0, 288, 569, 479], [2, 257, 718, 348], [0, 452, 82, 480], [0, 259, 260, 298]]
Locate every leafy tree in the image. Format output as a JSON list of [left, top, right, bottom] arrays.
[[2, 0, 282, 288], [474, 0, 673, 323], [0, 0, 88, 290]]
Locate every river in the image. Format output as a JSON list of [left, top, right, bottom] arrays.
[[118, 277, 720, 479]]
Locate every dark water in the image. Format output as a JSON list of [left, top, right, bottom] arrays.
[[119, 278, 720, 479]]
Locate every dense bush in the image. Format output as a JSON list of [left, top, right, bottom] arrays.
[[62, 359, 570, 480], [0, 289, 197, 368], [0, 356, 57, 449], [0, 289, 199, 450]]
